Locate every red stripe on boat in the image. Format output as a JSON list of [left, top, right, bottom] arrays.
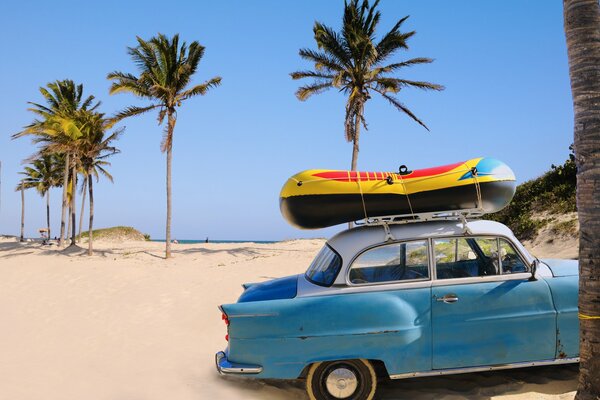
[[402, 161, 464, 179], [313, 161, 464, 183]]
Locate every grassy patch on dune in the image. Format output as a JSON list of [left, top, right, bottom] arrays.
[[80, 226, 150, 241]]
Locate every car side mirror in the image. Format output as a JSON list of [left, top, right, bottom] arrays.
[[529, 259, 538, 281]]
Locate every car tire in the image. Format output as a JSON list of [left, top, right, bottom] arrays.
[[306, 359, 377, 400]]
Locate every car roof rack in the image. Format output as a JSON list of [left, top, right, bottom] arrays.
[[355, 208, 486, 227], [354, 208, 486, 241]]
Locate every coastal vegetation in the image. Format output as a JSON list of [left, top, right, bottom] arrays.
[[489, 148, 576, 240], [79, 226, 147, 242], [107, 33, 222, 259], [291, 0, 443, 171]]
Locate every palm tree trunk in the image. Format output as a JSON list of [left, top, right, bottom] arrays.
[[59, 153, 70, 246], [70, 165, 77, 246], [88, 176, 94, 256], [78, 175, 87, 242], [564, 1, 600, 399], [67, 205, 71, 240], [20, 181, 25, 242], [165, 111, 176, 259], [349, 105, 363, 229], [46, 190, 51, 240]]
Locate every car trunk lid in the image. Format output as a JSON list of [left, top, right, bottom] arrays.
[[237, 274, 299, 303]]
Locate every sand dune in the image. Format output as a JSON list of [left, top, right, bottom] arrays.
[[0, 236, 578, 400]]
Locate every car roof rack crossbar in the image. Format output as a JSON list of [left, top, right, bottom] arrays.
[[354, 208, 486, 228]]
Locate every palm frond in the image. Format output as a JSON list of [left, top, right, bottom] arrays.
[[295, 82, 334, 101], [375, 57, 434, 73], [290, 71, 336, 80], [178, 76, 222, 101], [298, 49, 345, 72], [375, 90, 429, 130], [381, 78, 445, 91], [111, 104, 158, 122]]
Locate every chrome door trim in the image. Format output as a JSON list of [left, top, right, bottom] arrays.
[[389, 357, 579, 380], [431, 272, 532, 287]]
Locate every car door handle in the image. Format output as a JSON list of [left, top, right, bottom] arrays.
[[436, 294, 459, 303]]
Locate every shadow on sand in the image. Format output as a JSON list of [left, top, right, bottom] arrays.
[[218, 364, 578, 400]]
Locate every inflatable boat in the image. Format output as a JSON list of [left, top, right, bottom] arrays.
[[280, 157, 516, 229]]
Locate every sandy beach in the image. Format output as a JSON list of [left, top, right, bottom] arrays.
[[0, 236, 578, 400]]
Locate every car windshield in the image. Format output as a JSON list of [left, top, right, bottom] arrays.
[[305, 244, 342, 287]]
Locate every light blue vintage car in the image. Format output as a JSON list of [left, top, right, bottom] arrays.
[[216, 220, 579, 400]]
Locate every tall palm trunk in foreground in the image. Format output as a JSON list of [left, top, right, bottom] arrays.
[[563, 1, 600, 398]]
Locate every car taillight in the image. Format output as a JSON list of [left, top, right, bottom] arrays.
[[221, 312, 229, 341]]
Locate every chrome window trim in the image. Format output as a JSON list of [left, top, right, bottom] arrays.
[[431, 234, 531, 282], [345, 238, 432, 287], [389, 357, 579, 380], [431, 272, 533, 287], [300, 278, 433, 297]]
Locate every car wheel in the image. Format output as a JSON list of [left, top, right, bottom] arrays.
[[306, 359, 377, 400]]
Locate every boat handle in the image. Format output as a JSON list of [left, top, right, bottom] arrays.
[[436, 294, 459, 303]]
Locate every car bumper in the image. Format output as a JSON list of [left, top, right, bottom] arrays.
[[215, 351, 263, 375]]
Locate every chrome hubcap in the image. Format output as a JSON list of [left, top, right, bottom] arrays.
[[325, 367, 358, 398]]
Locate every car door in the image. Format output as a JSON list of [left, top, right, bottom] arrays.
[[431, 236, 557, 370]]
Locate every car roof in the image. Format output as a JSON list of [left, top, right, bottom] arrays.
[[327, 219, 534, 266]]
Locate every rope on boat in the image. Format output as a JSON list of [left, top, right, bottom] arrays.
[[396, 172, 416, 220], [461, 161, 484, 212], [356, 172, 369, 222]]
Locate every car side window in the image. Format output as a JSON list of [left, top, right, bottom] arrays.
[[434, 237, 499, 279], [349, 240, 429, 284], [499, 239, 529, 274]]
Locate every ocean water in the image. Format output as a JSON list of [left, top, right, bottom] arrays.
[[151, 239, 278, 244]]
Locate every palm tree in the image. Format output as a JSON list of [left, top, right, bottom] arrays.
[[18, 154, 63, 240], [13, 80, 99, 246], [107, 33, 222, 258], [77, 111, 122, 255], [291, 0, 444, 171], [26, 113, 87, 247], [563, 1, 600, 398]]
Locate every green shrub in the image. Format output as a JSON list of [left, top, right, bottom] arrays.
[[488, 147, 576, 240]]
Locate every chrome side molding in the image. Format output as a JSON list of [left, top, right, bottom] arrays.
[[389, 357, 579, 380]]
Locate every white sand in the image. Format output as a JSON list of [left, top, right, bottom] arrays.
[[0, 236, 578, 400]]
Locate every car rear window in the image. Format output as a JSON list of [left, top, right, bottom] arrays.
[[305, 245, 342, 287]]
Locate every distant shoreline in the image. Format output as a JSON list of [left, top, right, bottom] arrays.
[[151, 239, 279, 244]]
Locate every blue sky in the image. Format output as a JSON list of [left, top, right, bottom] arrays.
[[0, 1, 572, 240]]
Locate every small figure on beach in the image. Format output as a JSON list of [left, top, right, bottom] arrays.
[[173, 239, 179, 244], [205, 237, 209, 243]]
